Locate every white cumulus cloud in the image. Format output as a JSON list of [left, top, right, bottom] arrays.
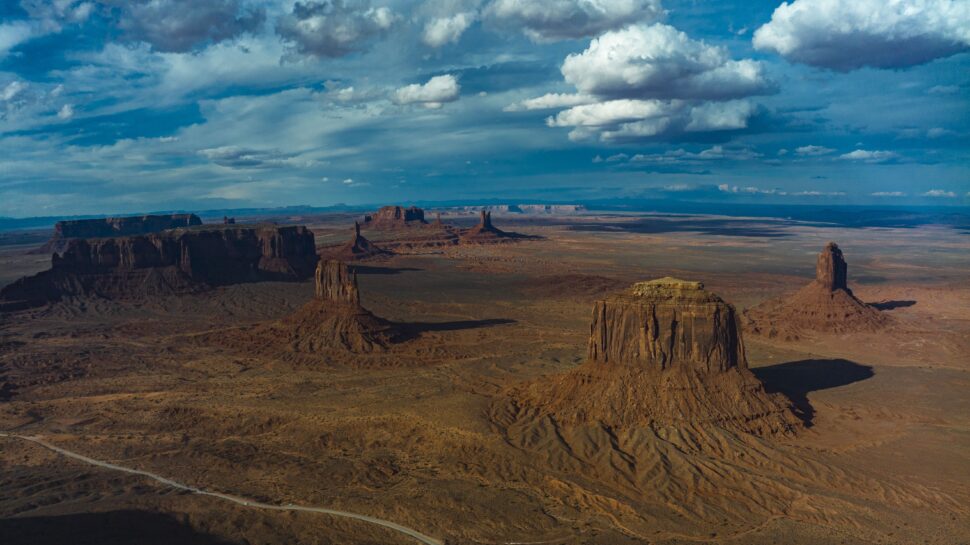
[[393, 74, 460, 108], [423, 12, 476, 47], [922, 189, 956, 197], [795, 144, 835, 156], [753, 0, 970, 71], [562, 24, 773, 100]]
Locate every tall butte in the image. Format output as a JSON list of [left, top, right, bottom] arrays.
[[281, 259, 398, 352], [746, 242, 890, 340], [495, 278, 800, 436], [322, 222, 392, 261]]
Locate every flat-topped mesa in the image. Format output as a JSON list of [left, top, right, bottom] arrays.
[[39, 213, 203, 254], [588, 278, 745, 373], [315, 259, 360, 305], [1, 224, 317, 309], [496, 277, 801, 435], [816, 242, 848, 292], [362, 205, 428, 228]]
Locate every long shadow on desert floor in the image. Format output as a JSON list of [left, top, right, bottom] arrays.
[[396, 318, 516, 340], [869, 299, 917, 310], [350, 265, 422, 275], [752, 359, 874, 427], [0, 511, 237, 545]]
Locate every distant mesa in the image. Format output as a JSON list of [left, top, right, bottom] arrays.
[[1, 224, 317, 311], [745, 242, 891, 340], [37, 213, 202, 255], [280, 259, 399, 353], [445, 204, 585, 215], [493, 277, 800, 436], [320, 222, 393, 261], [362, 205, 429, 228]]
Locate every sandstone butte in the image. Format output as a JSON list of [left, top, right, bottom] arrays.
[[503, 277, 801, 436], [38, 213, 203, 254], [745, 242, 890, 339], [322, 222, 393, 261], [281, 259, 399, 353], [0, 224, 317, 310], [459, 210, 520, 243]]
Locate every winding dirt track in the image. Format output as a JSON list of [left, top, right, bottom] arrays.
[[0, 433, 443, 545]]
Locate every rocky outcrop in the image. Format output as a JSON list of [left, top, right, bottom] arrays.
[[320, 222, 392, 261], [1, 225, 317, 309], [745, 243, 890, 340], [497, 278, 800, 436], [363, 206, 428, 228], [459, 210, 527, 244], [38, 214, 202, 254], [281, 260, 398, 352]]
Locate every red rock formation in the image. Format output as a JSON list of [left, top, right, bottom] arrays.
[[745, 243, 890, 339], [321, 222, 392, 261], [1, 225, 317, 309], [38, 214, 202, 254], [362, 206, 428, 228], [459, 210, 526, 244], [497, 278, 800, 435], [815, 242, 848, 292], [281, 260, 398, 352]]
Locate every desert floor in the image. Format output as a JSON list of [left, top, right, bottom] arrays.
[[1, 212, 968, 544]]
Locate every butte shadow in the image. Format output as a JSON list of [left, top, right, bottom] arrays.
[[752, 359, 875, 426]]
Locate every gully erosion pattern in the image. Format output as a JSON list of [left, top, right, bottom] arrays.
[[0, 433, 444, 545]]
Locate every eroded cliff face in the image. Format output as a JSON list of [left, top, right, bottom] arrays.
[[1, 225, 317, 309], [39, 214, 202, 254], [587, 278, 745, 373], [494, 278, 799, 436], [816, 242, 849, 292], [745, 242, 889, 339], [314, 258, 360, 304]]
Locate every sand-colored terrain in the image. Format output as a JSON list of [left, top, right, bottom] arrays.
[[1, 212, 969, 544]]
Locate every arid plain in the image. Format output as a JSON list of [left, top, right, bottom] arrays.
[[1, 210, 968, 545]]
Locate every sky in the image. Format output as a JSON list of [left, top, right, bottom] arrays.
[[0, 0, 968, 217]]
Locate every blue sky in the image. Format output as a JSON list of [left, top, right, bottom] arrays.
[[0, 0, 967, 216]]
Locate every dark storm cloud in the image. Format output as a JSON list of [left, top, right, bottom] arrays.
[[276, 0, 396, 58], [112, 0, 265, 52]]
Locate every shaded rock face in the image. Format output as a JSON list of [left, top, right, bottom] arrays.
[[282, 259, 397, 353], [39, 214, 202, 254], [495, 278, 800, 436], [1, 225, 317, 309], [363, 206, 428, 228], [816, 242, 848, 292], [745, 243, 890, 339], [315, 258, 360, 304], [588, 278, 744, 373]]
